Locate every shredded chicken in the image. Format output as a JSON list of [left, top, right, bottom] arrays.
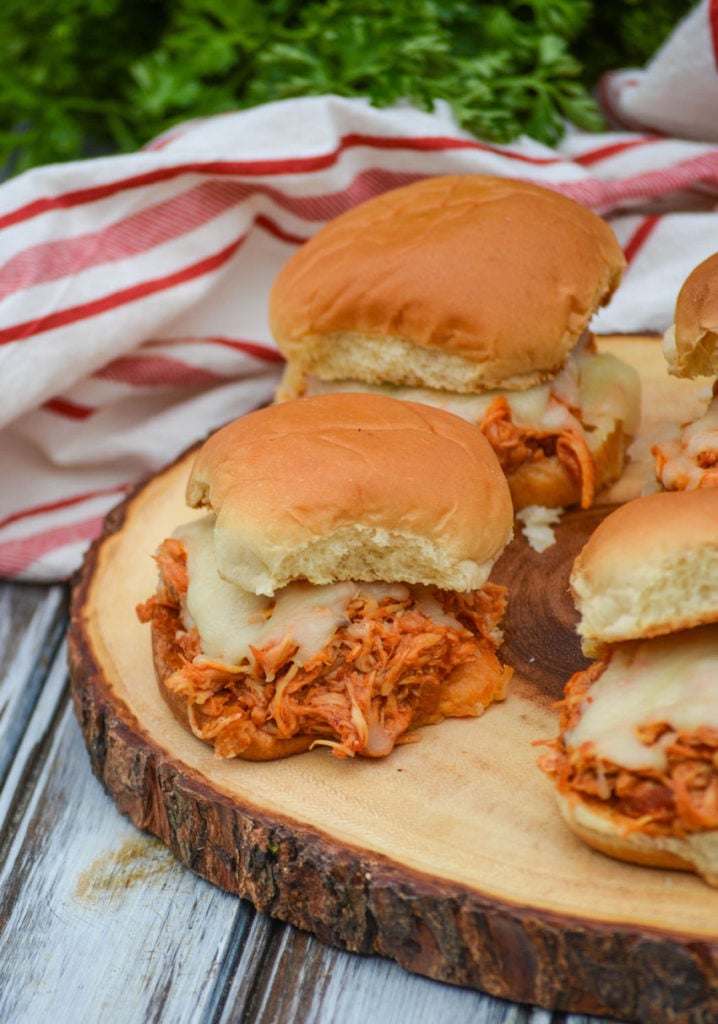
[[539, 659, 718, 835], [138, 539, 512, 760], [479, 395, 596, 508]]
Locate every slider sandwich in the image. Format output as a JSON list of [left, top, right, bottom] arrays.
[[653, 251, 718, 491], [540, 489, 718, 885], [270, 174, 640, 512], [137, 393, 515, 761]]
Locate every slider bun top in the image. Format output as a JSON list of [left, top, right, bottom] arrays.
[[570, 489, 718, 656], [663, 251, 718, 378], [186, 393, 514, 596], [269, 174, 625, 393]]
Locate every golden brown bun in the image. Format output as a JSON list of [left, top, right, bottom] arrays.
[[556, 791, 718, 885], [269, 174, 625, 393], [570, 489, 718, 655], [150, 599, 314, 760], [663, 252, 718, 378], [187, 393, 514, 596]]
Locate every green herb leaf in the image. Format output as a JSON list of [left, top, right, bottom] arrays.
[[0, 0, 696, 175]]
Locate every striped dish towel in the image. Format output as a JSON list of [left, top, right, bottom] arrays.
[[4, 4, 718, 581], [600, 0, 718, 141]]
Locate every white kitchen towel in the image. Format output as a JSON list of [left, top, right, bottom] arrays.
[[3, 3, 718, 581], [599, 0, 718, 141]]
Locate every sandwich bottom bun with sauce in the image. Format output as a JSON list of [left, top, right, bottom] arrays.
[[270, 174, 641, 513], [137, 393, 515, 762], [555, 790, 718, 885], [539, 490, 718, 885]]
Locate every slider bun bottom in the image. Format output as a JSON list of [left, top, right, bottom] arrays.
[[555, 791, 718, 886]]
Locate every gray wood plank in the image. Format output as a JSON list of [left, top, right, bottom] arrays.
[[0, 611, 69, 841], [0, 582, 67, 789], [217, 919, 552, 1024], [0, 583, 623, 1024], [0, 677, 255, 1024]]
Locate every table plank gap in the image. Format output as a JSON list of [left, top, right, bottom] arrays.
[[195, 903, 266, 1024]]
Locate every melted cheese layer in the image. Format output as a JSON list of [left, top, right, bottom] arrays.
[[175, 515, 462, 668], [303, 343, 640, 446], [566, 624, 718, 771]]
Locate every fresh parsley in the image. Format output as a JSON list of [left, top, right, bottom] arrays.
[[0, 0, 695, 174]]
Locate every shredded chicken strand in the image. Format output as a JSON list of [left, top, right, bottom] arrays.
[[479, 395, 595, 508]]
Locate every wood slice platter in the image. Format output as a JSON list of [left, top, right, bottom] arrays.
[[67, 337, 718, 1024]]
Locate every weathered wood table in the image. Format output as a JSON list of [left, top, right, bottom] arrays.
[[0, 577, 623, 1024]]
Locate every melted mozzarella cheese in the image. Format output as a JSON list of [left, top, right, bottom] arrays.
[[566, 624, 718, 771], [175, 516, 457, 669], [304, 373, 556, 427], [576, 348, 641, 438], [303, 342, 637, 440], [655, 394, 718, 490]]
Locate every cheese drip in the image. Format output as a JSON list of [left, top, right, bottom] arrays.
[[566, 624, 718, 771], [175, 516, 462, 668], [662, 323, 678, 373]]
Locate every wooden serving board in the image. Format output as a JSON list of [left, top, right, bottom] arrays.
[[67, 337, 718, 1024]]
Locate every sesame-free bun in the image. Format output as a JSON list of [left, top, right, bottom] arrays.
[[556, 791, 718, 885], [186, 393, 514, 596], [663, 252, 718, 378], [269, 174, 625, 393], [570, 489, 718, 655]]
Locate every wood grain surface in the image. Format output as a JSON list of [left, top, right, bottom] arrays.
[[66, 336, 718, 1024]]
